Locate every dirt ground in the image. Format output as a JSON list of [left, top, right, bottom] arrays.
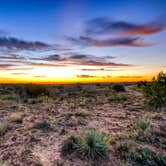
[[0, 84, 165, 166]]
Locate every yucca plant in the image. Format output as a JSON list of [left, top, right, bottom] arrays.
[[135, 115, 150, 132], [78, 129, 111, 159]]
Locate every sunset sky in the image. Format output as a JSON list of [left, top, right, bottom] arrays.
[[0, 0, 166, 83]]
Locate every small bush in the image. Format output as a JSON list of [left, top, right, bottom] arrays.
[[141, 71, 166, 110], [34, 120, 53, 131], [78, 129, 111, 159], [0, 123, 8, 136], [61, 136, 79, 155], [135, 115, 150, 132], [130, 147, 166, 166], [108, 95, 128, 102], [22, 84, 50, 98], [9, 112, 23, 123], [112, 84, 125, 92], [61, 130, 111, 160], [0, 94, 18, 100], [137, 81, 148, 88], [116, 142, 130, 159]]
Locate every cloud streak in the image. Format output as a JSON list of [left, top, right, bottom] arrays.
[[67, 36, 154, 47], [85, 17, 166, 36], [0, 37, 50, 50]]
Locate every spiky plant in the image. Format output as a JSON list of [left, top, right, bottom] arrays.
[[78, 129, 111, 159], [135, 116, 150, 132]]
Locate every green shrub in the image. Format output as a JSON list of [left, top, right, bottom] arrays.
[[141, 71, 166, 110], [137, 81, 148, 88], [108, 95, 128, 102], [112, 84, 125, 92], [78, 129, 111, 159], [22, 84, 50, 98], [130, 147, 166, 166], [135, 115, 150, 132], [0, 94, 18, 100], [61, 130, 111, 160]]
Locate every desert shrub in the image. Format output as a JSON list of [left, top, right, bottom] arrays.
[[137, 81, 148, 88], [34, 120, 53, 131], [116, 142, 130, 159], [0, 89, 10, 95], [129, 147, 166, 166], [9, 112, 23, 123], [135, 115, 150, 132], [112, 84, 125, 92], [0, 123, 8, 136], [82, 84, 96, 93], [61, 130, 111, 160], [22, 84, 51, 98], [78, 129, 111, 159], [24, 96, 49, 104], [108, 95, 128, 102], [61, 136, 79, 155], [0, 94, 18, 100], [141, 71, 166, 110]]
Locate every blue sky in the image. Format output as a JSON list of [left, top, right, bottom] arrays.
[[0, 0, 166, 83]]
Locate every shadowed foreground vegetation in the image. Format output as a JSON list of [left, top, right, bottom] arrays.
[[0, 72, 165, 166]]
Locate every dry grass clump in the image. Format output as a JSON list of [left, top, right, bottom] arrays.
[[9, 112, 24, 123], [0, 122, 8, 136]]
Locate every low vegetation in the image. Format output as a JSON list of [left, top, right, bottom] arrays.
[[0, 74, 165, 165], [62, 129, 111, 160], [108, 95, 128, 102], [112, 84, 125, 92], [9, 112, 23, 123], [33, 120, 54, 131], [135, 115, 150, 132], [141, 71, 166, 111], [0, 123, 8, 136], [78, 129, 111, 159], [129, 147, 166, 166], [21, 84, 51, 98]]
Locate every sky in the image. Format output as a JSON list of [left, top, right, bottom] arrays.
[[0, 0, 166, 83]]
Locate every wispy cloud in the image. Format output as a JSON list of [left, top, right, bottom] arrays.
[[67, 36, 154, 47], [0, 37, 50, 50], [85, 17, 166, 36], [76, 74, 97, 78], [33, 75, 47, 78], [80, 68, 125, 71], [76, 74, 113, 78], [66, 17, 165, 48]]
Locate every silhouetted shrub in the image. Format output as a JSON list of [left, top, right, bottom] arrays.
[[112, 84, 125, 92], [137, 81, 148, 88], [61, 136, 79, 155], [34, 120, 53, 131], [141, 71, 166, 110], [23, 84, 51, 98]]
